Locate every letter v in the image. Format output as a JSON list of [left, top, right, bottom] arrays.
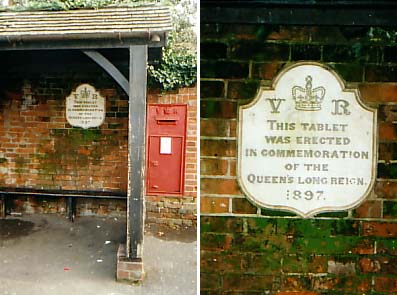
[[266, 98, 285, 114]]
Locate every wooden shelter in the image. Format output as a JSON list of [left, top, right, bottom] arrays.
[[0, 5, 172, 281]]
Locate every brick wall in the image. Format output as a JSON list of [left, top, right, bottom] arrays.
[[201, 24, 397, 294], [0, 50, 196, 225]]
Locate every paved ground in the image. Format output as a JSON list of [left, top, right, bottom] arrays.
[[0, 214, 197, 295]]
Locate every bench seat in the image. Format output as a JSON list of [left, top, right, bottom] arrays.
[[0, 187, 127, 221]]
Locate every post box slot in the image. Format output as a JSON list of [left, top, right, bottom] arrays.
[[156, 119, 177, 125]]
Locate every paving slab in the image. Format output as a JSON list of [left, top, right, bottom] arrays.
[[0, 214, 197, 295]]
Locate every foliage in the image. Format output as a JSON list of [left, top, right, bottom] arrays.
[[148, 38, 197, 90], [149, 0, 197, 90]]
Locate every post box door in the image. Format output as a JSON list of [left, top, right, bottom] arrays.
[[147, 136, 184, 194]]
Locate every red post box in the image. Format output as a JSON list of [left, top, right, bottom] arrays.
[[146, 104, 187, 195]]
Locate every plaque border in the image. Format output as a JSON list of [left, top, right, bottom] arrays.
[[237, 61, 378, 218]]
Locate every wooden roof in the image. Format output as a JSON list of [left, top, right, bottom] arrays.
[[0, 5, 172, 50]]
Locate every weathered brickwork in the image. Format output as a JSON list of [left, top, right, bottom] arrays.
[[0, 51, 196, 225], [201, 24, 397, 294]]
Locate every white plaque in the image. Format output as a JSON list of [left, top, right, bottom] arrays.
[[238, 62, 377, 217], [66, 84, 105, 129], [160, 137, 172, 154]]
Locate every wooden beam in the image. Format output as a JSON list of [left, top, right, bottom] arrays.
[[127, 45, 147, 260], [0, 34, 167, 51], [82, 50, 129, 95]]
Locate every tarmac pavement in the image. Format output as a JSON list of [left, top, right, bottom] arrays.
[[0, 214, 197, 295]]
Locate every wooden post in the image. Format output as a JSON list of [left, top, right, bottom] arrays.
[[127, 45, 147, 260]]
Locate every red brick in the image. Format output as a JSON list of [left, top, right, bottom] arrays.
[[379, 122, 397, 140], [268, 26, 314, 42], [359, 83, 397, 103], [359, 257, 381, 273], [313, 276, 371, 292], [375, 277, 397, 292], [116, 270, 129, 280], [351, 239, 375, 255], [200, 119, 229, 137], [362, 221, 397, 237], [201, 178, 241, 195], [252, 62, 285, 80], [200, 139, 236, 157], [232, 198, 257, 214], [200, 158, 228, 176], [375, 181, 397, 199], [223, 274, 274, 291], [354, 200, 382, 218], [229, 160, 236, 176], [200, 197, 229, 214], [380, 105, 397, 122]]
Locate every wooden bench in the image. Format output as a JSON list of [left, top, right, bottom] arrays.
[[0, 187, 127, 222]]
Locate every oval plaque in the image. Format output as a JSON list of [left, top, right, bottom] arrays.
[[66, 84, 105, 129], [238, 62, 377, 217]]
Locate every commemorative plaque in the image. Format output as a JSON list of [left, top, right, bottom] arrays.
[[238, 62, 377, 217], [66, 84, 105, 129]]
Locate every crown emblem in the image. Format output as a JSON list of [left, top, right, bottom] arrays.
[[292, 75, 325, 111], [80, 87, 91, 99]]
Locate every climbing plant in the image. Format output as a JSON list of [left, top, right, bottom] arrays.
[[149, 0, 197, 90]]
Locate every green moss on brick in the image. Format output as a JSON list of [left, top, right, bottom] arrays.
[[261, 208, 296, 217], [315, 211, 349, 218], [15, 156, 26, 174], [0, 158, 7, 164], [247, 218, 278, 235], [233, 234, 268, 252], [232, 198, 257, 214], [201, 232, 233, 251], [365, 65, 397, 82], [291, 44, 321, 61], [201, 81, 225, 98], [249, 252, 282, 275], [201, 42, 228, 59], [290, 237, 363, 255], [200, 273, 222, 291], [227, 80, 259, 101], [378, 163, 397, 179], [200, 100, 237, 119], [329, 63, 363, 82], [377, 239, 397, 255], [384, 46, 397, 63], [282, 254, 311, 273], [289, 219, 334, 238], [230, 41, 290, 61], [201, 61, 249, 79], [384, 201, 397, 218], [200, 216, 244, 234], [323, 44, 367, 63]]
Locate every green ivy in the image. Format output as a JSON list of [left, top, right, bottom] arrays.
[[149, 0, 197, 90], [148, 42, 197, 91]]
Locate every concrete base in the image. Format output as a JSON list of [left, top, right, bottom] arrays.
[[116, 244, 145, 283]]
